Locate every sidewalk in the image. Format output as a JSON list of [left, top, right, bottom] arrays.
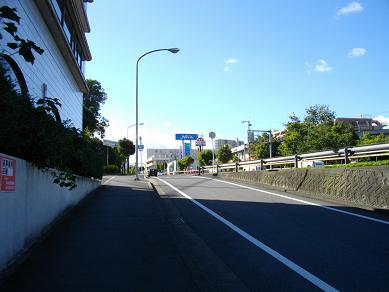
[[0, 176, 199, 291]]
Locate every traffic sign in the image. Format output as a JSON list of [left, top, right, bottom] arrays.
[[195, 137, 206, 147], [137, 144, 144, 150], [209, 131, 216, 139]]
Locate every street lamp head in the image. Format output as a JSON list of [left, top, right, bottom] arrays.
[[168, 48, 180, 54], [139, 122, 144, 126]]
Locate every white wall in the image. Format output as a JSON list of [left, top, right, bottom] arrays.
[[0, 153, 100, 272], [0, 0, 84, 129]]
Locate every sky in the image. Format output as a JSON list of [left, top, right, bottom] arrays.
[[85, 1, 389, 162]]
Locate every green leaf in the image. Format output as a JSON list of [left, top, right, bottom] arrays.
[[0, 6, 21, 23], [4, 22, 17, 36], [32, 44, 44, 55], [7, 42, 18, 49]]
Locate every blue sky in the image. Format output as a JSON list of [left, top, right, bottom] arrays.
[[85, 0, 389, 158]]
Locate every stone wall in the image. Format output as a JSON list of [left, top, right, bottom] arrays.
[[215, 167, 389, 209]]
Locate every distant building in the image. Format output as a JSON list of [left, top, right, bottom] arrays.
[[273, 129, 287, 141], [231, 144, 249, 161], [146, 148, 198, 169], [103, 139, 118, 148], [335, 118, 389, 137], [214, 139, 244, 151], [0, 0, 92, 129]]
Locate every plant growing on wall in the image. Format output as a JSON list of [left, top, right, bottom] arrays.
[[0, 6, 104, 190], [0, 5, 44, 63]]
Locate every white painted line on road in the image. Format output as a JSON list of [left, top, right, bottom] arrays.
[[197, 176, 389, 226], [157, 177, 339, 292], [102, 176, 116, 185]]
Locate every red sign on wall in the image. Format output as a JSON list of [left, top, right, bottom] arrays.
[[0, 156, 16, 192]]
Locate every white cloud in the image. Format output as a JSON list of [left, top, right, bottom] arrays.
[[336, 2, 363, 16], [225, 58, 238, 65], [374, 116, 389, 129], [314, 59, 333, 73], [348, 48, 367, 58]]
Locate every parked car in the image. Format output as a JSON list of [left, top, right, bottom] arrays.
[[148, 169, 158, 177]]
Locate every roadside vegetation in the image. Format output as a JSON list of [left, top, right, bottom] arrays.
[[0, 6, 113, 189], [324, 160, 389, 168]]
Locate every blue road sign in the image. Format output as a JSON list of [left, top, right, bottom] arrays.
[[175, 134, 198, 140], [137, 144, 144, 150]]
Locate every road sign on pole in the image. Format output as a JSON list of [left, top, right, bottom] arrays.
[[209, 132, 216, 173]]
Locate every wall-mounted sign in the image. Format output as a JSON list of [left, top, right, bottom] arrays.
[[175, 134, 198, 140], [0, 156, 16, 192]]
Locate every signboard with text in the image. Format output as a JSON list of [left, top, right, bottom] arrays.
[[175, 134, 198, 140], [184, 142, 191, 156], [138, 144, 144, 151], [0, 156, 16, 192]]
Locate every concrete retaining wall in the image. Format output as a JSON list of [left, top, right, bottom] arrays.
[[216, 167, 389, 209], [0, 153, 100, 273]]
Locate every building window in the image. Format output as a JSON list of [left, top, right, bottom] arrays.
[[50, 0, 84, 73]]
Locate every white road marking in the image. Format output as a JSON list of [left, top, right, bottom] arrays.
[[102, 176, 116, 185], [196, 176, 389, 225], [157, 177, 339, 292]]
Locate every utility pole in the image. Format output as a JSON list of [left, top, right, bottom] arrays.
[[241, 120, 252, 160]]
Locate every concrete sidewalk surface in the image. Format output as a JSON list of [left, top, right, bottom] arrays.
[[0, 175, 246, 292]]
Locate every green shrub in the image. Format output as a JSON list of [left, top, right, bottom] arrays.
[[0, 63, 104, 188], [104, 164, 120, 174], [323, 160, 389, 168]]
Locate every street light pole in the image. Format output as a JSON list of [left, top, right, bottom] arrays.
[[127, 122, 144, 140], [135, 48, 180, 180]]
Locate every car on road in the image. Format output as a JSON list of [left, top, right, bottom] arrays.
[[148, 169, 158, 177]]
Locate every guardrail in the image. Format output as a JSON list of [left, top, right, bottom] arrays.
[[201, 143, 389, 173]]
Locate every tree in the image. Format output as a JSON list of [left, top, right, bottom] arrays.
[[279, 105, 357, 155], [217, 145, 232, 163], [231, 155, 239, 163], [358, 133, 389, 145], [178, 156, 194, 170], [304, 104, 335, 126], [118, 138, 135, 173], [198, 149, 213, 166], [83, 79, 109, 138], [250, 132, 281, 159]]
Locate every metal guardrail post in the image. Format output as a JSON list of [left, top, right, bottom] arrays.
[[235, 162, 239, 172], [260, 159, 264, 170], [294, 155, 299, 168], [344, 147, 349, 165], [217, 164, 219, 175]]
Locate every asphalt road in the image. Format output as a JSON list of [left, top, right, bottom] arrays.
[[153, 175, 389, 292]]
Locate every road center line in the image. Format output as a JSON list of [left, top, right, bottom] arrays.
[[197, 176, 389, 225], [157, 177, 339, 292]]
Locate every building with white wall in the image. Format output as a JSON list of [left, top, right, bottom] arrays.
[[0, 0, 92, 129], [146, 148, 198, 169], [214, 138, 244, 151]]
